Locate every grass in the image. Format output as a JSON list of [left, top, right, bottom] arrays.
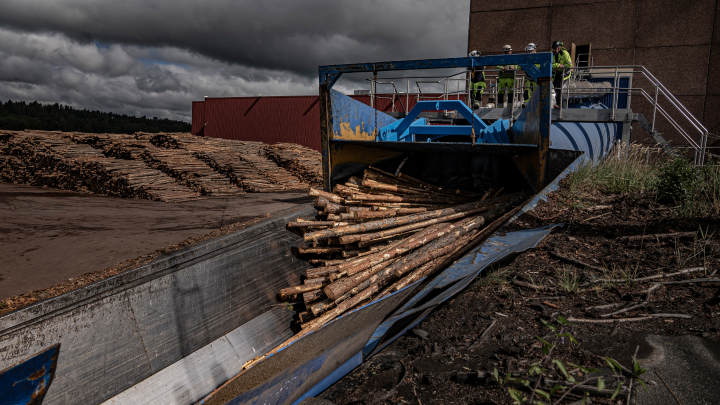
[[674, 226, 714, 270], [476, 264, 513, 287], [556, 266, 581, 293], [560, 143, 661, 207], [560, 142, 720, 217]]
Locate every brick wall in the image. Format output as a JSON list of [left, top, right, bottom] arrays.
[[469, 0, 719, 146]]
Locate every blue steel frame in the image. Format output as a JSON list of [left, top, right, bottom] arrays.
[[318, 53, 554, 192]]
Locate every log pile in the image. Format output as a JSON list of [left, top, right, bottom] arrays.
[[263, 143, 323, 187], [1, 130, 324, 199], [0, 130, 201, 202], [176, 135, 307, 192], [278, 167, 528, 336]]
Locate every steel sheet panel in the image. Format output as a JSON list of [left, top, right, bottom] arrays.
[[195, 94, 464, 151], [192, 101, 206, 135]]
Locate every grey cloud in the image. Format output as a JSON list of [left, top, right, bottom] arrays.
[[0, 1, 469, 121], [0, 0, 470, 76]]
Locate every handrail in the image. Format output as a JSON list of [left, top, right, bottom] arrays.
[[365, 64, 710, 164]]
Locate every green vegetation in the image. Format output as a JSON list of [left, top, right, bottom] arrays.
[[0, 100, 191, 134], [556, 266, 581, 293], [561, 143, 720, 217], [495, 317, 648, 404]]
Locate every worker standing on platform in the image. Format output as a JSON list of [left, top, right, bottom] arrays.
[[552, 40, 573, 108], [523, 43, 538, 106], [496, 45, 519, 108], [468, 51, 486, 109]]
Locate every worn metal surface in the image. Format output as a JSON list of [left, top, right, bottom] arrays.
[[330, 89, 397, 141], [0, 204, 316, 405], [511, 78, 553, 191], [0, 344, 59, 405], [198, 282, 418, 405], [332, 139, 536, 157], [102, 308, 293, 405]]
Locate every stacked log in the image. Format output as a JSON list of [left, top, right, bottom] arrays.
[[278, 166, 528, 334], [2, 130, 326, 198], [0, 130, 201, 202], [263, 143, 322, 187], [176, 135, 307, 192]]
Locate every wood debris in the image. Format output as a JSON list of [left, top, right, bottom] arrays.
[[278, 166, 529, 333]]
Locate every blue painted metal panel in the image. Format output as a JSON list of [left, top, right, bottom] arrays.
[[330, 89, 397, 141], [0, 344, 59, 405], [588, 77, 630, 109], [378, 118, 427, 142], [393, 101, 489, 138], [550, 104, 618, 163], [319, 53, 554, 88]]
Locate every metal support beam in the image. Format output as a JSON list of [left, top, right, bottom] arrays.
[[318, 54, 553, 89]]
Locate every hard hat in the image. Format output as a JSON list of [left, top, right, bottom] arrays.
[[502, 45, 512, 52], [552, 40, 563, 49], [525, 43, 536, 51], [468, 50, 480, 57]]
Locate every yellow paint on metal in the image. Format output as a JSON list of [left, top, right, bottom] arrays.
[[337, 121, 375, 141]]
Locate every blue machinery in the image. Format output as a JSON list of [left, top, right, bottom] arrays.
[[318, 52, 557, 192]]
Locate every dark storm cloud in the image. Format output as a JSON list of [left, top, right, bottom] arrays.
[[0, 1, 470, 120]]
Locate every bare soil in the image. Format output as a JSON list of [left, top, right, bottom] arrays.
[[318, 183, 720, 405], [0, 183, 313, 313]]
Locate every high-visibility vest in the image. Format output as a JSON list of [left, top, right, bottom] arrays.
[[553, 48, 572, 80]]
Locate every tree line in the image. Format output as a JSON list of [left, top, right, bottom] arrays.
[[0, 100, 191, 134]]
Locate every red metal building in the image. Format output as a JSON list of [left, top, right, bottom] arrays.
[[191, 93, 465, 151]]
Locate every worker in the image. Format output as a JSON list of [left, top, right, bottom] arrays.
[[496, 45, 519, 108], [523, 43, 538, 105], [468, 51, 486, 109], [552, 40, 573, 108]]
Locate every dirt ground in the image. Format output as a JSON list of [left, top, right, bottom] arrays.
[[317, 186, 720, 405], [0, 183, 313, 304]]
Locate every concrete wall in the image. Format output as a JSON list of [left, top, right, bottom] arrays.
[[469, 0, 719, 146]]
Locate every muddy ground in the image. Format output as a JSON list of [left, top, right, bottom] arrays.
[[0, 183, 313, 309], [317, 187, 720, 405]]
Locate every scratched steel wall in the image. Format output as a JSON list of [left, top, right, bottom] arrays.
[[0, 205, 316, 405]]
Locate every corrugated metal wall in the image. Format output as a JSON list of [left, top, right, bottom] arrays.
[[192, 93, 468, 151], [191, 101, 205, 135]]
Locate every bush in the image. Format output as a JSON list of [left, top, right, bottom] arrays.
[[657, 157, 720, 216], [656, 158, 698, 204]]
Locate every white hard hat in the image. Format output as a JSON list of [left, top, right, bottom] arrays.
[[468, 50, 480, 57], [525, 43, 537, 51], [502, 45, 512, 52]]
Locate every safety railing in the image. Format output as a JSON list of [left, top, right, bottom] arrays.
[[365, 65, 710, 164], [557, 65, 710, 165]]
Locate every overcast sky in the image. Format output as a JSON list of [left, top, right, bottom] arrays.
[[0, 0, 470, 122]]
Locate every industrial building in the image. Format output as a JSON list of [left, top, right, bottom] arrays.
[[193, 0, 718, 152], [467, 0, 720, 146]]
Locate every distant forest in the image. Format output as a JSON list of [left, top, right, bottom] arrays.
[[0, 100, 191, 134]]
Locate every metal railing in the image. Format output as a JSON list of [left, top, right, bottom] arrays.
[[557, 65, 710, 165], [364, 65, 710, 164]]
